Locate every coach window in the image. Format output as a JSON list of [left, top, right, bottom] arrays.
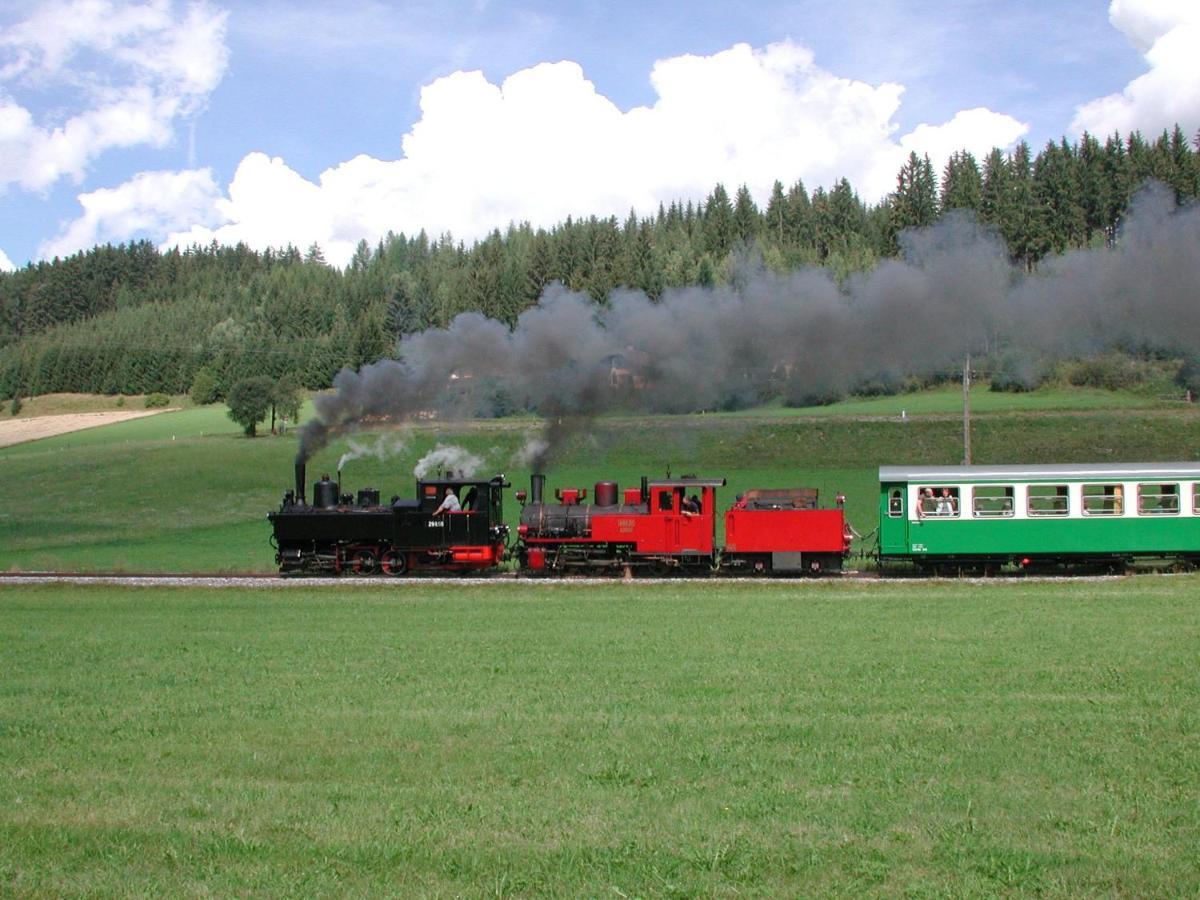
[[1137, 483, 1179, 515], [888, 489, 903, 517], [1082, 484, 1123, 516], [918, 486, 959, 517], [1194, 483, 1200, 515], [1027, 484, 1069, 517], [972, 485, 1014, 517]]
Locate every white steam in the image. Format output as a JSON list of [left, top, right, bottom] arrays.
[[414, 443, 486, 479], [511, 434, 549, 468], [337, 433, 409, 471]]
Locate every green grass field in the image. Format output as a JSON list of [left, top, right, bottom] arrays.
[[2, 579, 1197, 896], [1, 386, 1198, 574], [2, 389, 1198, 894]]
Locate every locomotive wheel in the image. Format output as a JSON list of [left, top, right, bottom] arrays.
[[352, 549, 379, 576], [382, 550, 408, 577]]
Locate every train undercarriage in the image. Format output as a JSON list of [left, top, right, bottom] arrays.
[[274, 539, 502, 577]]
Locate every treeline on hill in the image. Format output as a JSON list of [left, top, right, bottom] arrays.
[[1, 127, 1198, 407]]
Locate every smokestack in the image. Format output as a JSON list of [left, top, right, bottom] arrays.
[[531, 473, 545, 505], [295, 463, 306, 505]]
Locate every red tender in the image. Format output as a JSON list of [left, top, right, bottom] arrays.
[[724, 508, 848, 554]]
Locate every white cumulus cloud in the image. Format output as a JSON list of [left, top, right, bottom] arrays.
[[900, 107, 1029, 169], [56, 40, 1025, 266], [1071, 0, 1200, 137], [0, 246, 14, 272], [39, 168, 224, 260], [0, 0, 228, 191]]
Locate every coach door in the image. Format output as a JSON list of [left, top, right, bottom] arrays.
[[879, 483, 909, 556]]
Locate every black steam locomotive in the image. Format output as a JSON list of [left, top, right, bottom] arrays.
[[269, 463, 510, 576]]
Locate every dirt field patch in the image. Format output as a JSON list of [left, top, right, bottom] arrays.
[[0, 410, 176, 448]]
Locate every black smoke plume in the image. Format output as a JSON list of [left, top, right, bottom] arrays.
[[296, 183, 1199, 466]]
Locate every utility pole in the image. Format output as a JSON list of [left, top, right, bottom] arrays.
[[962, 353, 972, 465]]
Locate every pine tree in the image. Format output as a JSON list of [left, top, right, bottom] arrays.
[[703, 183, 735, 257], [764, 180, 788, 243], [1077, 132, 1112, 243], [349, 239, 372, 273], [940, 151, 982, 214], [525, 230, 555, 302], [829, 179, 867, 238], [1003, 142, 1049, 270], [784, 179, 813, 252], [979, 148, 1008, 229], [1168, 124, 1198, 200], [304, 242, 327, 266], [1102, 133, 1133, 239], [810, 187, 831, 260], [1033, 138, 1085, 253], [732, 184, 760, 243], [634, 220, 664, 299], [888, 152, 938, 251]]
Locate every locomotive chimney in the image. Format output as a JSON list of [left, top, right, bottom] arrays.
[[530, 473, 545, 505], [295, 462, 306, 505]]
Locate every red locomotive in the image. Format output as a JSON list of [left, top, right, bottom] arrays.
[[515, 474, 851, 576]]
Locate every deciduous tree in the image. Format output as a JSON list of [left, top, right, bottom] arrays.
[[227, 376, 274, 437]]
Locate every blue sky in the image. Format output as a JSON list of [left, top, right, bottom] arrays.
[[1, 0, 1196, 270]]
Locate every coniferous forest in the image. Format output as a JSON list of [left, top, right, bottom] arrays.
[[1, 128, 1198, 405]]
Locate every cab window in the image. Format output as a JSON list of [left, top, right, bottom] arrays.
[[1082, 484, 1124, 516], [658, 491, 674, 512], [1028, 484, 1069, 516], [1137, 483, 1178, 515]]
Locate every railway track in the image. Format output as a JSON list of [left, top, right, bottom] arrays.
[[0, 569, 1151, 586], [0, 570, 867, 586]]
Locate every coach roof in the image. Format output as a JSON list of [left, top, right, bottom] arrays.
[[879, 463, 1200, 483]]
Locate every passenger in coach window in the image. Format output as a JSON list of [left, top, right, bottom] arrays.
[[936, 487, 957, 515], [918, 487, 935, 516]]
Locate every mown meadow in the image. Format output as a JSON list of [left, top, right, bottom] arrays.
[[2, 578, 1198, 896], [1, 388, 1198, 894]]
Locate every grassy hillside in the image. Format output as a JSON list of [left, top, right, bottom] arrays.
[[0, 387, 1197, 573], [2, 579, 1197, 895], [2, 392, 190, 418]]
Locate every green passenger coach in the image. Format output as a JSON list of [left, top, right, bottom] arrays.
[[878, 463, 1200, 572]]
